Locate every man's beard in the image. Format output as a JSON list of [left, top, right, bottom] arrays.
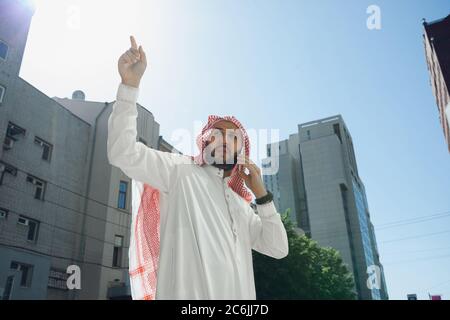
[[211, 152, 238, 171]]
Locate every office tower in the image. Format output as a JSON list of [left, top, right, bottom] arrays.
[[264, 115, 388, 300]]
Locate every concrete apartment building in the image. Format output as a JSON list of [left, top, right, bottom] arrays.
[[423, 14, 450, 153], [263, 115, 388, 300], [0, 0, 174, 299]]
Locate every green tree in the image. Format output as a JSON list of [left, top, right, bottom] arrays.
[[253, 209, 356, 299]]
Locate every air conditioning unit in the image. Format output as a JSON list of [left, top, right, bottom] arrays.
[[26, 176, 40, 185], [17, 218, 29, 226], [3, 137, 14, 150]]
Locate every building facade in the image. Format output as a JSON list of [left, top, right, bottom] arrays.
[[423, 14, 450, 152], [0, 0, 173, 299], [263, 115, 388, 300]]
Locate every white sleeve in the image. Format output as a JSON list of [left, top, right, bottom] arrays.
[[247, 201, 289, 259], [107, 83, 188, 193]]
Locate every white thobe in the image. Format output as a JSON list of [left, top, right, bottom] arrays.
[[107, 83, 289, 299]]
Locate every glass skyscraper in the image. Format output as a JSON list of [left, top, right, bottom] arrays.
[[263, 115, 388, 300]]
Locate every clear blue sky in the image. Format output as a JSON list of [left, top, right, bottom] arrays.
[[21, 0, 450, 299]]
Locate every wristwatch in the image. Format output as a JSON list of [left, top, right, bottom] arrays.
[[255, 190, 273, 205]]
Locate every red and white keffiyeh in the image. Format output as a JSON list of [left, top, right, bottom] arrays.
[[129, 115, 252, 300]]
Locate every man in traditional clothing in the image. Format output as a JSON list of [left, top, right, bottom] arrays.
[[107, 36, 288, 300]]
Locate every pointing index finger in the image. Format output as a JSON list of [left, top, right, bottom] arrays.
[[130, 35, 138, 50]]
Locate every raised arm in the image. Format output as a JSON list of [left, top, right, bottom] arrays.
[[107, 36, 188, 192]]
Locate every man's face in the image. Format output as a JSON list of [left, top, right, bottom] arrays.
[[204, 120, 244, 165]]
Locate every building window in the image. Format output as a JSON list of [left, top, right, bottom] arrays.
[[34, 136, 53, 161], [0, 40, 8, 60], [118, 181, 128, 209], [0, 160, 17, 185], [3, 122, 26, 151], [112, 235, 124, 267], [306, 130, 311, 140], [17, 216, 40, 242], [0, 85, 5, 104], [10, 261, 33, 287], [0, 207, 8, 219], [26, 175, 46, 200], [2, 275, 14, 300], [27, 219, 39, 242]]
